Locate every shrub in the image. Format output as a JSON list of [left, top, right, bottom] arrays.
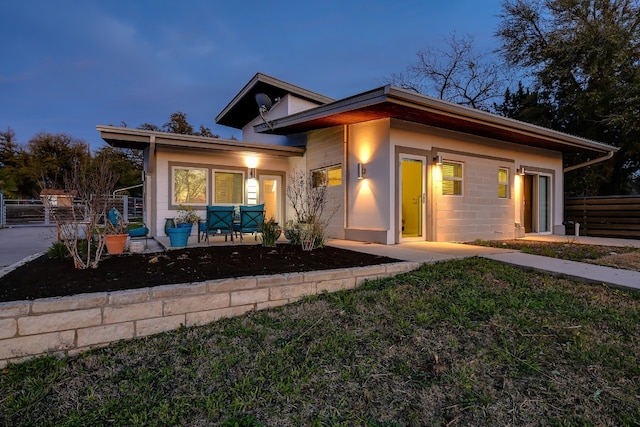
[[259, 217, 281, 247], [47, 241, 69, 259]]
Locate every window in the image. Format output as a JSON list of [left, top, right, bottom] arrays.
[[498, 168, 509, 198], [312, 165, 342, 187], [172, 167, 207, 205], [442, 161, 463, 196], [214, 171, 244, 204]]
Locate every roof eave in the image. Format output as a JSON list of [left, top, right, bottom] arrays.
[[254, 86, 618, 155], [96, 125, 306, 157]]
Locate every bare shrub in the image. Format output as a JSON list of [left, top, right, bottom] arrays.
[[53, 157, 119, 269], [285, 168, 337, 250]]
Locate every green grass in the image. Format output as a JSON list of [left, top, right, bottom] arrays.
[[1, 258, 639, 426]]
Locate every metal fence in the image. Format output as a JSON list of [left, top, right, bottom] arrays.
[[0, 195, 143, 227]]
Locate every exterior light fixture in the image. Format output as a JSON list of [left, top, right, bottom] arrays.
[[517, 167, 526, 176], [433, 155, 443, 166], [248, 168, 256, 179], [357, 163, 366, 180]]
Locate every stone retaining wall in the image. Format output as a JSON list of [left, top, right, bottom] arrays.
[[0, 262, 419, 367]]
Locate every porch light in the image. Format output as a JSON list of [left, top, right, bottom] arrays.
[[517, 167, 526, 176], [357, 163, 366, 179], [248, 168, 256, 179], [433, 155, 443, 166]]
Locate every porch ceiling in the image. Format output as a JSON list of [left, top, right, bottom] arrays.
[[254, 86, 617, 155]]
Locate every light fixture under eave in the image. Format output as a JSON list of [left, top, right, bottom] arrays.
[[357, 163, 366, 180], [249, 168, 256, 179], [433, 155, 443, 166], [517, 167, 526, 176]]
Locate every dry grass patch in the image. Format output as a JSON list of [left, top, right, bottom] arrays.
[[1, 258, 639, 426]]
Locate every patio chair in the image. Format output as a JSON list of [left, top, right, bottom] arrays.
[[234, 204, 265, 241], [199, 205, 235, 243], [107, 208, 149, 244]]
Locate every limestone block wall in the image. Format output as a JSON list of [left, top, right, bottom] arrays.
[[0, 262, 419, 367]]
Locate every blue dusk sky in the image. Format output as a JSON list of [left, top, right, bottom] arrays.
[[1, 0, 505, 149]]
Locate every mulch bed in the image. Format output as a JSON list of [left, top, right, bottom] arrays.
[[0, 244, 400, 302]]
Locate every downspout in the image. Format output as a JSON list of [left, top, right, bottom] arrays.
[[562, 149, 615, 236], [563, 150, 615, 173]]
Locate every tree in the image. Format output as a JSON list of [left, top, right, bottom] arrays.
[[496, 0, 640, 195], [26, 132, 90, 194], [160, 111, 218, 137], [388, 33, 505, 110], [0, 127, 24, 197], [94, 146, 144, 196], [55, 155, 120, 269]]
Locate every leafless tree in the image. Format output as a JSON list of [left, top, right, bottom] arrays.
[[388, 33, 505, 111], [54, 156, 119, 269]]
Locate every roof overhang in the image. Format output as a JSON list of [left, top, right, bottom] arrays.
[[97, 126, 305, 158], [216, 73, 334, 129], [254, 86, 618, 155]]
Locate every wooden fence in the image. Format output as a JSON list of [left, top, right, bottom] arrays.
[[565, 196, 640, 239]]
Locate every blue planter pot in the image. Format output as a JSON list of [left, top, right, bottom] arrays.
[[177, 223, 193, 233], [167, 227, 190, 247]]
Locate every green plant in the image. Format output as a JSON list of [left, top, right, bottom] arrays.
[[175, 205, 200, 225], [283, 220, 326, 250], [47, 241, 69, 259], [259, 217, 280, 247]]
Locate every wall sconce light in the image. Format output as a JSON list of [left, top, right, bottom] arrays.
[[433, 155, 443, 166], [517, 167, 526, 176], [248, 168, 256, 179], [357, 163, 366, 180]]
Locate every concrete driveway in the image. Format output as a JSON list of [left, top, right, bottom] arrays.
[[0, 226, 58, 271]]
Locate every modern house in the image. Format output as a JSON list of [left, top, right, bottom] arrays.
[[98, 73, 617, 244]]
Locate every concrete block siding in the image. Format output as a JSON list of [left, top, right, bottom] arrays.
[[0, 262, 419, 367]]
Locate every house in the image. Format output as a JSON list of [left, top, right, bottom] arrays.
[[98, 73, 617, 244]]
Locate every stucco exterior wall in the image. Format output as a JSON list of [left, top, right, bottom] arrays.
[[305, 127, 346, 240], [154, 147, 292, 236], [242, 94, 317, 146], [389, 120, 564, 242], [346, 119, 392, 243]]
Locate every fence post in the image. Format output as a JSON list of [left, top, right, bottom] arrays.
[[0, 192, 5, 228], [44, 203, 50, 226], [122, 195, 129, 219]]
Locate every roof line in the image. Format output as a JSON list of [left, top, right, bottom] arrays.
[[215, 72, 334, 124], [254, 85, 617, 154], [96, 125, 305, 157]]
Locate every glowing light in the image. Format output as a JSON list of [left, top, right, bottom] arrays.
[[245, 156, 258, 168]]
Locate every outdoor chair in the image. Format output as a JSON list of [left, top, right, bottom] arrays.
[[107, 207, 149, 244], [199, 205, 235, 243], [234, 204, 265, 241]]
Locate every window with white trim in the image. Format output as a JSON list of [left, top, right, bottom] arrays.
[[172, 166, 207, 205], [442, 161, 463, 196], [498, 168, 509, 198]]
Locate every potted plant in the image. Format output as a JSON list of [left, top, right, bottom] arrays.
[[104, 213, 129, 255], [174, 205, 200, 234]]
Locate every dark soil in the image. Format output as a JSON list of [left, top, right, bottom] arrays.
[[0, 244, 400, 303]]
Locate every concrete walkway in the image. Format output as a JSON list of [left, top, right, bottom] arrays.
[[329, 237, 640, 292]]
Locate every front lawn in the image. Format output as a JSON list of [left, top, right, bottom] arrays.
[[1, 258, 639, 426]]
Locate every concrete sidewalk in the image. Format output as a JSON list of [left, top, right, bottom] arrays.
[[329, 238, 640, 291]]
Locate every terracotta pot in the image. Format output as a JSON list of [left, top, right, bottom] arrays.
[[105, 234, 128, 255]]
